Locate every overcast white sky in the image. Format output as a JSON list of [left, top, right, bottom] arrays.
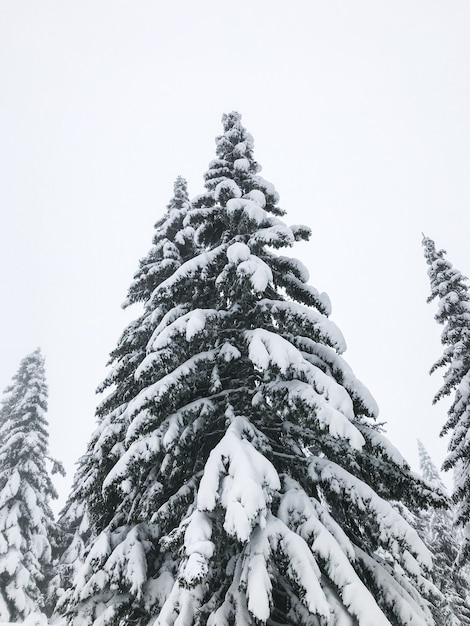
[[1, 1, 469, 510]]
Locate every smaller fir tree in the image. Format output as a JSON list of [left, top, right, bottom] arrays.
[[417, 440, 470, 625], [0, 349, 62, 621], [422, 235, 470, 564]]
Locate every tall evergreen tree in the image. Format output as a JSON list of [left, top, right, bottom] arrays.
[[0, 349, 61, 621], [64, 114, 447, 626], [422, 235, 470, 564], [417, 440, 470, 625]]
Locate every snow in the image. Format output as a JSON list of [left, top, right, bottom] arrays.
[[219, 341, 241, 362], [225, 242, 274, 293], [103, 398, 216, 492], [0, 614, 49, 626], [246, 330, 366, 448], [277, 479, 428, 625], [0, 470, 20, 507], [261, 514, 330, 620], [226, 197, 268, 225], [278, 255, 310, 282], [0, 550, 20, 576], [104, 526, 148, 597], [184, 511, 214, 558], [253, 175, 280, 203], [214, 179, 242, 201], [233, 157, 250, 172], [257, 298, 347, 353], [244, 189, 266, 207], [298, 340, 379, 418], [355, 548, 434, 625], [309, 457, 433, 570], [182, 511, 214, 585], [246, 328, 305, 374], [145, 304, 188, 349], [237, 255, 273, 293], [125, 349, 217, 427], [197, 416, 280, 542], [248, 223, 296, 247], [245, 552, 272, 621], [152, 244, 226, 295], [357, 423, 408, 465], [146, 306, 219, 351], [185, 309, 211, 341], [234, 140, 248, 155], [226, 241, 250, 264]]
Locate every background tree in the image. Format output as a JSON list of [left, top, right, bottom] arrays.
[[0, 349, 62, 621], [417, 439, 470, 625], [63, 114, 447, 626], [422, 235, 470, 564]]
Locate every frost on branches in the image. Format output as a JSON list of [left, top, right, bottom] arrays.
[[62, 114, 447, 626], [0, 349, 62, 622], [423, 235, 470, 565]]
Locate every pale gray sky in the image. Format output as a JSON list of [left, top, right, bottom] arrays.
[[1, 1, 469, 508]]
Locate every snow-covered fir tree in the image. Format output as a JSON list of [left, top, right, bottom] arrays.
[[422, 235, 470, 565], [62, 114, 448, 626], [417, 440, 470, 625], [0, 349, 62, 622]]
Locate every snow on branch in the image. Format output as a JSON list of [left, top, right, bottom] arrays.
[[355, 547, 435, 626], [244, 329, 364, 449], [242, 514, 330, 622], [136, 309, 219, 379], [264, 377, 365, 451], [298, 339, 379, 418], [124, 350, 218, 429], [197, 416, 280, 542], [257, 299, 346, 353], [225, 242, 273, 294], [152, 244, 227, 296], [103, 399, 213, 494], [355, 423, 409, 467], [278, 478, 390, 626], [309, 457, 433, 570]]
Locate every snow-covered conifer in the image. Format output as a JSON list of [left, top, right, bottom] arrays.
[[0, 349, 61, 622], [64, 115, 447, 625], [417, 440, 470, 625], [418, 439, 446, 488], [422, 235, 470, 564]]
